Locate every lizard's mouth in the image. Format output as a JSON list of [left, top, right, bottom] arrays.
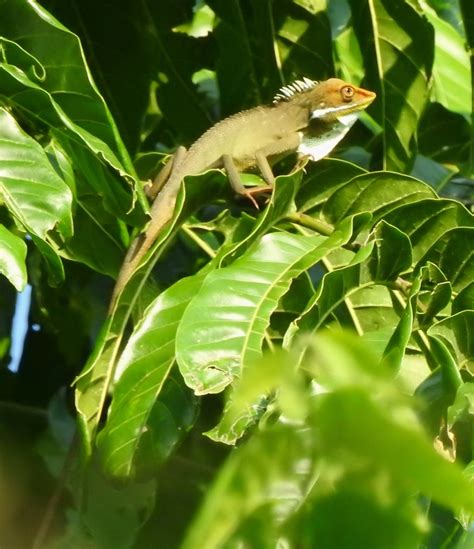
[[311, 89, 376, 121]]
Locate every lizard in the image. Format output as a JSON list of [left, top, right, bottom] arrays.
[[110, 77, 376, 308]]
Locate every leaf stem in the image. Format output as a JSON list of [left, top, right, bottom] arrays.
[[287, 212, 333, 236]]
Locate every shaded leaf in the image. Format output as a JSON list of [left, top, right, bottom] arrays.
[[382, 272, 421, 371], [0, 0, 132, 167], [146, 0, 214, 143], [41, 0, 157, 152], [274, 0, 335, 83]]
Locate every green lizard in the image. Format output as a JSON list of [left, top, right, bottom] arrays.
[[111, 77, 375, 307]]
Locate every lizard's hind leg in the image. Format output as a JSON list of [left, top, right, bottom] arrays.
[[146, 145, 187, 200]]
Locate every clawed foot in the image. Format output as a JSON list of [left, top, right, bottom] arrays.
[[240, 185, 273, 209], [292, 155, 310, 174]]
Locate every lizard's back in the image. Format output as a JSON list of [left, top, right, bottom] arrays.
[[172, 101, 309, 181]]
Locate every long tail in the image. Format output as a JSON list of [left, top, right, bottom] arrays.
[[108, 182, 181, 311]]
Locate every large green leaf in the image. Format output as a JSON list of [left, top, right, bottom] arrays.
[[0, 108, 72, 241], [322, 172, 436, 225], [0, 107, 73, 284], [296, 157, 366, 213], [176, 216, 360, 395], [384, 198, 474, 265], [349, 0, 434, 171], [97, 276, 202, 479]]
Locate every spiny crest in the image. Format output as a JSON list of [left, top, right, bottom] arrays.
[[273, 77, 318, 104]]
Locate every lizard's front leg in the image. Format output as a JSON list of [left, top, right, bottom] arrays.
[[223, 133, 302, 207], [222, 154, 262, 208]]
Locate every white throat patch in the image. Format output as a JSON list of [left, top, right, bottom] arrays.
[[297, 115, 359, 162]]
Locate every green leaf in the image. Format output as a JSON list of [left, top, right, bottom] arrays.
[[182, 423, 313, 549], [429, 311, 474, 371], [145, 0, 214, 143], [384, 198, 474, 265], [0, 108, 73, 241], [284, 242, 375, 349], [0, 224, 27, 291], [459, 0, 474, 177], [176, 216, 359, 395], [218, 171, 302, 267], [418, 263, 452, 328], [296, 157, 366, 213], [317, 387, 474, 512], [76, 171, 229, 453], [422, 3, 471, 116], [207, 350, 307, 445], [382, 273, 421, 371], [417, 227, 474, 292], [349, 0, 434, 171], [453, 282, 474, 314], [322, 172, 436, 225], [97, 276, 202, 479], [80, 460, 155, 549], [0, 0, 132, 168], [273, 0, 335, 83], [46, 140, 124, 276], [368, 221, 412, 281]]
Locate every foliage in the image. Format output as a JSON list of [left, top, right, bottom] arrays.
[[0, 0, 473, 547]]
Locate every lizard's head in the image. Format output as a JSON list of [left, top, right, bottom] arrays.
[[307, 78, 376, 123], [273, 77, 376, 124]]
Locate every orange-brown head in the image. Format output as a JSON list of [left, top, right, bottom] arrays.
[[273, 77, 376, 122]]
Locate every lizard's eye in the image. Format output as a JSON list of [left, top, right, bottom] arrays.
[[341, 86, 354, 102]]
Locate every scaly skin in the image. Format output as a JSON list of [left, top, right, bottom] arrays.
[[110, 78, 375, 309]]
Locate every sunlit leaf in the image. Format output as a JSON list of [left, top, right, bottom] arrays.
[[97, 276, 202, 478], [0, 224, 27, 291], [349, 0, 434, 171]]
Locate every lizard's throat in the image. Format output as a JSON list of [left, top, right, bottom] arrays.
[[297, 114, 358, 162]]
